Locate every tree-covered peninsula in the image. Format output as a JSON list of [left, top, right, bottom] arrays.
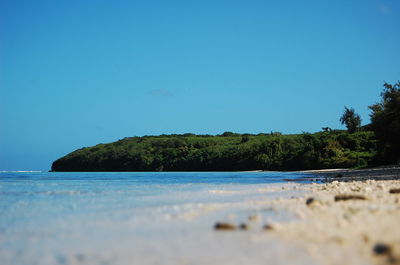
[[51, 81, 399, 172], [52, 130, 376, 171]]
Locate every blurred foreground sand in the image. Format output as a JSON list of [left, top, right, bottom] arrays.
[[253, 178, 400, 265]]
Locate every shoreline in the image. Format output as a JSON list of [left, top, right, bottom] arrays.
[[299, 166, 400, 182], [1, 169, 399, 265]]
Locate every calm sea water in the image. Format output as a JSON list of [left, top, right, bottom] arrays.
[[0, 171, 314, 265]]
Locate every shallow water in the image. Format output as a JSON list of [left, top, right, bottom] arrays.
[[0, 171, 315, 265]]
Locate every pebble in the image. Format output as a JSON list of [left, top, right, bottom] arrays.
[[389, 188, 400, 194], [373, 243, 392, 255], [263, 224, 274, 230], [214, 222, 236, 230], [334, 194, 367, 201], [306, 197, 315, 206], [239, 223, 249, 230]]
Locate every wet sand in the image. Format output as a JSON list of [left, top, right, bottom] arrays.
[[299, 166, 400, 182]]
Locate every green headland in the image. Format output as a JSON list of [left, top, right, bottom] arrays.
[[52, 81, 400, 172]]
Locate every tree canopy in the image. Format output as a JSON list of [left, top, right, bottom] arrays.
[[369, 81, 400, 163], [340, 107, 361, 133]]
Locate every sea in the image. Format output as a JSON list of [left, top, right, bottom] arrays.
[[0, 171, 317, 265]]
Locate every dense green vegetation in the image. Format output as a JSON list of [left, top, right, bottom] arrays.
[[52, 130, 377, 171], [368, 81, 400, 164], [52, 81, 399, 171]]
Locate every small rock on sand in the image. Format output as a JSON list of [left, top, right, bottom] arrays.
[[239, 223, 249, 230], [389, 188, 400, 194], [306, 197, 315, 206], [334, 194, 367, 201], [373, 243, 392, 255], [214, 222, 236, 230], [263, 224, 274, 230]]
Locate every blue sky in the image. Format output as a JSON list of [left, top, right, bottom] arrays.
[[1, 0, 400, 170]]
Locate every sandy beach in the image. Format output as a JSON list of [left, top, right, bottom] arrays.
[[210, 167, 400, 265], [1, 169, 399, 265]]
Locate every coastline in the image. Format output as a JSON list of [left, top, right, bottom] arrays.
[[1, 169, 399, 265]]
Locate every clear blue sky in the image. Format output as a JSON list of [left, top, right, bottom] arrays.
[[1, 0, 399, 170]]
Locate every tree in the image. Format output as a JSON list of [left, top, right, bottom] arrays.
[[369, 81, 400, 163], [340, 107, 361, 133], [221, 131, 237, 137], [322, 127, 332, 132]]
